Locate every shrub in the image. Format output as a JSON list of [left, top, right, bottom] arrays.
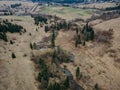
[[10, 40, 13, 44], [94, 83, 99, 90], [12, 52, 16, 59], [29, 33, 31, 36], [0, 32, 8, 42]]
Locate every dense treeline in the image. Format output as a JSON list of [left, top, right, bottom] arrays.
[[106, 5, 120, 10], [45, 20, 71, 32], [0, 20, 23, 33], [0, 20, 23, 41], [75, 23, 94, 47], [11, 3, 22, 8], [33, 16, 48, 25], [88, 10, 120, 22]]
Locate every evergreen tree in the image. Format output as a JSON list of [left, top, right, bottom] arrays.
[[90, 30, 94, 41], [30, 42, 33, 49], [41, 77, 48, 88], [47, 84, 53, 90], [51, 30, 55, 48], [10, 40, 13, 44], [64, 76, 69, 89], [76, 67, 81, 79], [39, 58, 45, 68], [82, 40, 86, 46], [52, 50, 56, 60], [67, 22, 71, 30], [36, 28, 38, 31], [51, 37, 55, 48], [85, 33, 89, 41], [94, 83, 99, 90], [47, 82, 61, 90], [53, 82, 61, 90], [0, 32, 8, 42], [12, 52, 16, 59], [76, 28, 78, 35], [38, 72, 42, 82], [77, 34, 81, 44], [45, 26, 49, 32], [63, 21, 67, 29], [75, 38, 78, 47], [85, 22, 89, 32]]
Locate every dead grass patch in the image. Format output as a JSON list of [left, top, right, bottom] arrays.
[[95, 29, 113, 44]]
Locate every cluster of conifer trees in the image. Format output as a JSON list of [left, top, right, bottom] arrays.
[[45, 20, 71, 32], [33, 16, 48, 25], [75, 23, 94, 47], [37, 53, 70, 90], [11, 3, 22, 8], [0, 20, 23, 41], [106, 4, 120, 10]]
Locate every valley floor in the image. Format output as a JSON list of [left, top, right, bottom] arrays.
[[0, 16, 120, 90]]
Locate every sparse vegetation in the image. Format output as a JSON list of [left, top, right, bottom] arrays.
[[0, 1, 120, 90]]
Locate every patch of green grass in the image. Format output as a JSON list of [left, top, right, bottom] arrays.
[[39, 6, 93, 20], [0, 15, 33, 22]]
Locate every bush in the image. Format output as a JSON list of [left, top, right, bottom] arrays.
[[0, 32, 8, 42], [94, 83, 99, 90], [12, 52, 16, 59], [10, 40, 14, 44], [29, 33, 31, 36], [36, 28, 38, 32]]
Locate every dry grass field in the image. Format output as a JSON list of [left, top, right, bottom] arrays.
[[55, 17, 120, 90], [0, 1, 120, 90], [0, 1, 34, 7], [0, 15, 50, 90], [79, 2, 117, 9]]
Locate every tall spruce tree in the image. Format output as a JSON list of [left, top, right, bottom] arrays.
[[51, 30, 55, 48], [64, 76, 69, 89], [76, 67, 81, 79]]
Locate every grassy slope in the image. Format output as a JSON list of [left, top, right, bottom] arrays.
[[39, 6, 93, 20]]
